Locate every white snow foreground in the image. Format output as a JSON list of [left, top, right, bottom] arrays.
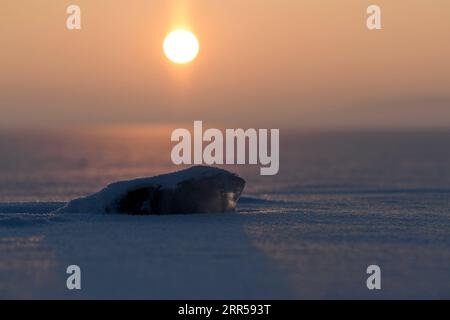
[[54, 166, 246, 215]]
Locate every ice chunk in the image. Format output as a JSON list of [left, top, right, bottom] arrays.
[[54, 166, 246, 214]]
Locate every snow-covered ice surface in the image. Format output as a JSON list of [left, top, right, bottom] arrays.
[[0, 200, 293, 299], [1, 190, 450, 299], [1, 128, 450, 299]]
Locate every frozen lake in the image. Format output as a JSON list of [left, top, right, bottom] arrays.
[[1, 127, 450, 298]]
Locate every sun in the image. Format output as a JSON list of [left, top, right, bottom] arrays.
[[163, 29, 199, 64]]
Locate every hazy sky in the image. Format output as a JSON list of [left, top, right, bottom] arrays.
[[1, 0, 450, 129]]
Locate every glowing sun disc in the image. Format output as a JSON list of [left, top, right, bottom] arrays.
[[163, 29, 199, 64]]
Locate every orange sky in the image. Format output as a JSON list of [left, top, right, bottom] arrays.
[[1, 0, 450, 129]]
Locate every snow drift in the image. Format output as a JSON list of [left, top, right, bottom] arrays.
[[54, 166, 246, 215]]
